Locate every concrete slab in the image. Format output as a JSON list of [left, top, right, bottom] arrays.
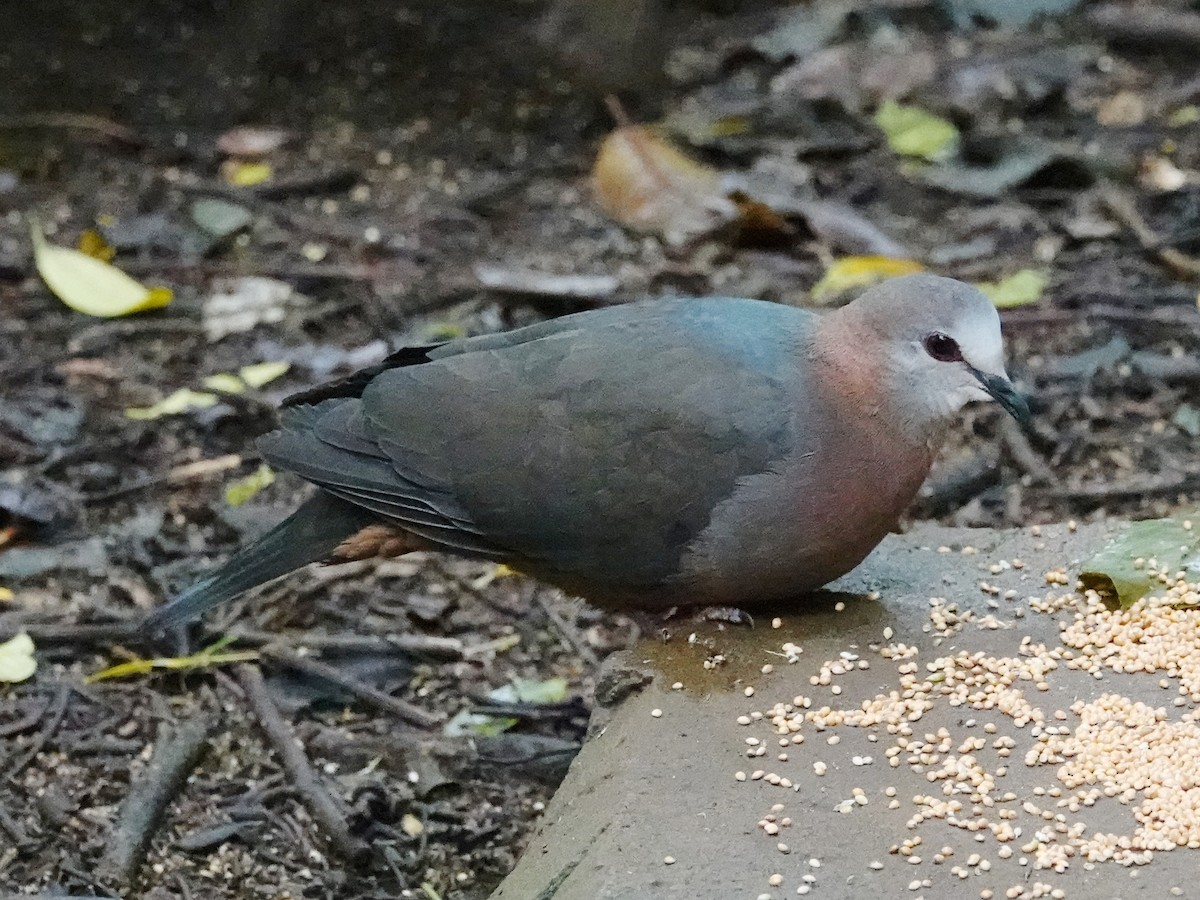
[[491, 521, 1200, 900]]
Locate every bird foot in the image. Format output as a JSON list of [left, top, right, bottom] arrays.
[[698, 606, 754, 627]]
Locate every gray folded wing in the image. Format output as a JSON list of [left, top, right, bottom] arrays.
[[261, 297, 810, 588]]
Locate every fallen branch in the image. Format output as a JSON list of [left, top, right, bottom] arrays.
[[998, 416, 1058, 486], [98, 716, 211, 884], [0, 620, 142, 646], [235, 664, 365, 860], [474, 264, 620, 302], [534, 593, 600, 670], [258, 644, 442, 728], [84, 454, 245, 504], [1099, 184, 1200, 279], [8, 684, 70, 779], [1042, 472, 1200, 505], [226, 626, 463, 660]]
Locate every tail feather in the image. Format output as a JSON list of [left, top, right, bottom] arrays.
[[143, 492, 377, 632]]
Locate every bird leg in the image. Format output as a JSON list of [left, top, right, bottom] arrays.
[[329, 524, 432, 562], [699, 606, 755, 627]]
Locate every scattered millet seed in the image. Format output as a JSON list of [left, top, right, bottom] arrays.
[[663, 856, 675, 865]]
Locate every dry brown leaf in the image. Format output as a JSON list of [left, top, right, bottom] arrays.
[[592, 126, 736, 244]]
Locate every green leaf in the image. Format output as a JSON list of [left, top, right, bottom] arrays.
[[442, 676, 569, 737], [225, 464, 275, 506], [974, 270, 1048, 309], [1079, 516, 1200, 608], [874, 101, 959, 162], [508, 676, 569, 704]]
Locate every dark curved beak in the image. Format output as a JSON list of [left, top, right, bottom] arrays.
[[973, 368, 1031, 426]]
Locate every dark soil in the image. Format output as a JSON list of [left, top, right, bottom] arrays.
[[2, 1, 1200, 897]]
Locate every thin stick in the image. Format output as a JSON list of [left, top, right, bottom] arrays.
[[258, 644, 441, 729], [227, 627, 463, 660], [534, 593, 600, 670], [8, 684, 70, 779], [235, 664, 365, 860], [98, 716, 211, 884], [1099, 184, 1200, 279]]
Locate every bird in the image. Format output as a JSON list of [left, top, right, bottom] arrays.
[[144, 274, 1029, 631]]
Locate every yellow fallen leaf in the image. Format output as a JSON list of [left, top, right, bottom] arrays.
[[810, 256, 926, 303], [30, 221, 173, 318], [238, 360, 290, 388], [974, 269, 1048, 309], [592, 125, 736, 244], [203, 373, 247, 394], [86, 647, 259, 683], [0, 632, 36, 683], [0, 587, 13, 602], [225, 464, 275, 506], [125, 388, 219, 420], [222, 160, 272, 187], [875, 101, 959, 162], [77, 228, 116, 261], [203, 361, 290, 395]]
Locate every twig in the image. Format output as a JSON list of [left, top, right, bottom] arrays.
[[258, 644, 441, 729], [1042, 472, 1200, 504], [998, 416, 1058, 486], [8, 684, 70, 779], [0, 620, 142, 646], [1002, 304, 1200, 331], [98, 716, 211, 884], [1099, 184, 1200, 279], [84, 454, 245, 504], [534, 593, 600, 670], [235, 664, 365, 860], [1089, 3, 1200, 49], [0, 694, 52, 738], [603, 95, 634, 129], [473, 264, 620, 302], [113, 257, 379, 283], [0, 801, 30, 847], [0, 112, 139, 145], [226, 627, 463, 660], [66, 319, 204, 354]]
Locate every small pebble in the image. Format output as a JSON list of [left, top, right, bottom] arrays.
[[651, 708, 662, 718]]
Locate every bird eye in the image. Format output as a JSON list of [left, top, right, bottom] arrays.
[[923, 332, 962, 362]]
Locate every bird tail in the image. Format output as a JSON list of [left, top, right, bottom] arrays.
[[143, 491, 377, 633]]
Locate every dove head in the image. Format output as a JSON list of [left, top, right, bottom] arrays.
[[838, 274, 1029, 434]]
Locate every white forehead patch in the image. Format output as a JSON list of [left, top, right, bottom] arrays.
[[951, 303, 1005, 375]]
